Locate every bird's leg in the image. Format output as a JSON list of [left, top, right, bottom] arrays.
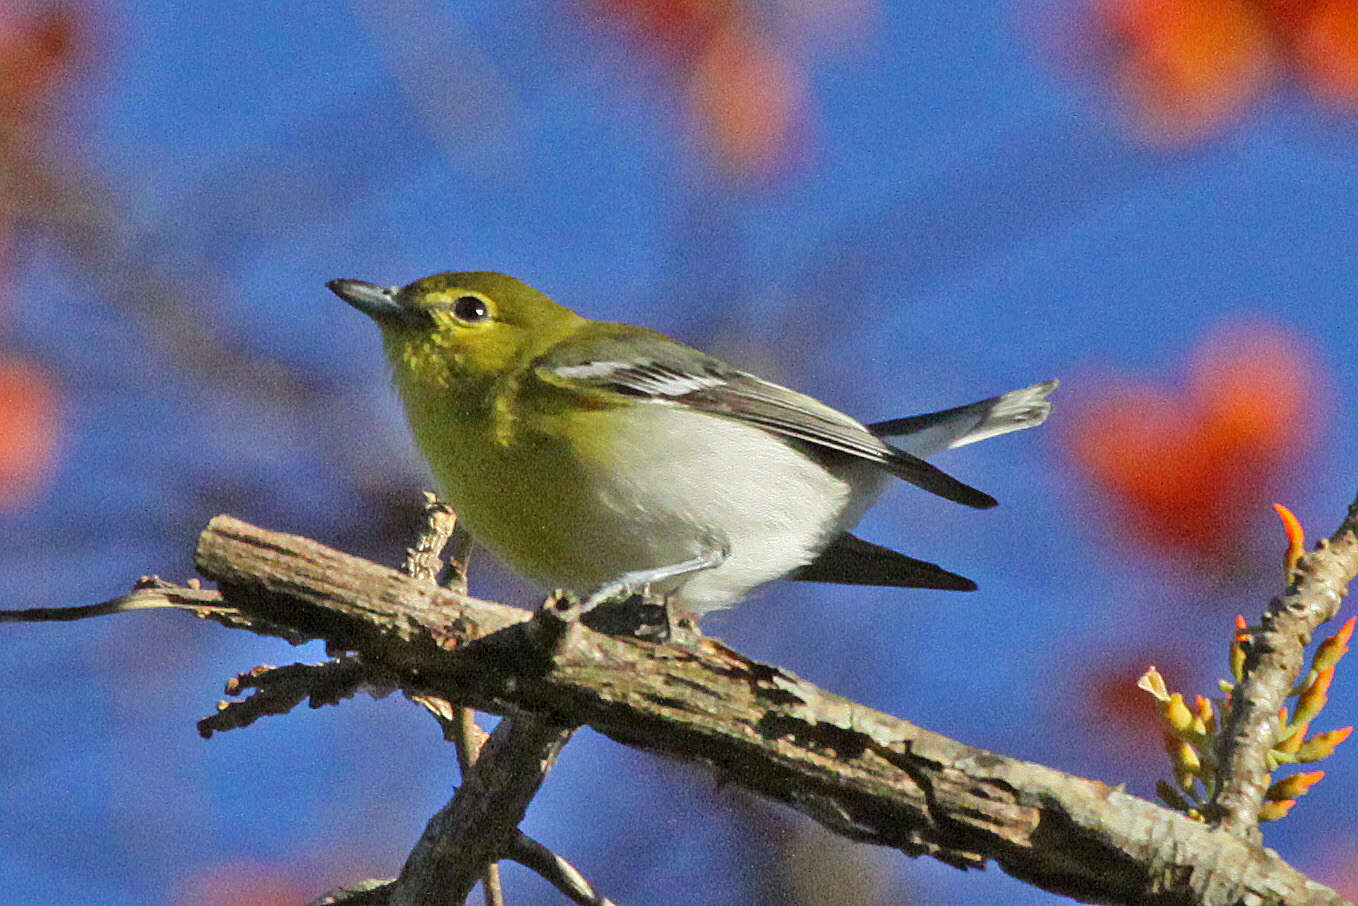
[[580, 546, 726, 611], [579, 544, 727, 642]]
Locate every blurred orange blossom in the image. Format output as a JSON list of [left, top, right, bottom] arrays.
[[1090, 0, 1358, 144], [1064, 320, 1325, 557]]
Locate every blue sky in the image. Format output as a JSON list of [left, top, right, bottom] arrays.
[[4, 2, 1358, 904]]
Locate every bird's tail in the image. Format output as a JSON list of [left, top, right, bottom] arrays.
[[868, 379, 1058, 458]]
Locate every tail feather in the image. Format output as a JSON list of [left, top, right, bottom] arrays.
[[789, 532, 976, 591], [879, 450, 997, 509], [869, 379, 1058, 459]]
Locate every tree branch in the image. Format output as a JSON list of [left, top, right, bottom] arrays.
[[390, 495, 585, 906], [185, 513, 1356, 906], [390, 712, 575, 906]]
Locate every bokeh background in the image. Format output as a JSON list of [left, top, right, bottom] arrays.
[[3, 1, 1358, 904]]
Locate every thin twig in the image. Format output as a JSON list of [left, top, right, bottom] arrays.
[[440, 526, 502, 906], [386, 592, 583, 906], [504, 833, 616, 906], [0, 578, 313, 644], [0, 579, 219, 622]]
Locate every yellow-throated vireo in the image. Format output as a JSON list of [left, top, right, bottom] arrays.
[[329, 272, 1055, 623]]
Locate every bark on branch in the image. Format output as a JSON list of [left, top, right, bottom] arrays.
[[185, 513, 1355, 906]]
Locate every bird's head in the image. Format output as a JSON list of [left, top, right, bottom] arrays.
[[328, 271, 584, 398]]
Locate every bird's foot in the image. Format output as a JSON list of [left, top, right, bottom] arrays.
[[577, 546, 726, 644]]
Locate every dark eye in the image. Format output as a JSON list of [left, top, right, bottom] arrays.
[[452, 295, 490, 322]]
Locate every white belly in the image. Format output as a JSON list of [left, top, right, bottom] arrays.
[[547, 405, 887, 614]]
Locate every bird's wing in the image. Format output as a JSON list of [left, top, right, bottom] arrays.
[[789, 532, 976, 590], [533, 327, 996, 509]]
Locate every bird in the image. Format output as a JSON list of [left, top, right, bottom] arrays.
[[329, 271, 1055, 628]]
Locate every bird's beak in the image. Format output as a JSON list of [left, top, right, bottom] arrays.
[[327, 279, 415, 325]]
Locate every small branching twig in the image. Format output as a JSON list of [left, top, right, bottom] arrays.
[[1205, 500, 1358, 838], [1141, 615, 1352, 820], [1144, 505, 1357, 833], [199, 658, 385, 737], [303, 829, 618, 906]]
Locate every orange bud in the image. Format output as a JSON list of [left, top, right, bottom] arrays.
[[1259, 799, 1296, 822], [1195, 700, 1216, 733], [1336, 615, 1356, 646], [1293, 666, 1335, 728], [1275, 720, 1308, 754], [1295, 726, 1353, 762], [1171, 739, 1202, 793], [1273, 503, 1305, 576], [1314, 616, 1355, 672], [1266, 770, 1325, 801], [1230, 616, 1249, 681]]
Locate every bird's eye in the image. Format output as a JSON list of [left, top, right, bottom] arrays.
[[452, 295, 491, 322]]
